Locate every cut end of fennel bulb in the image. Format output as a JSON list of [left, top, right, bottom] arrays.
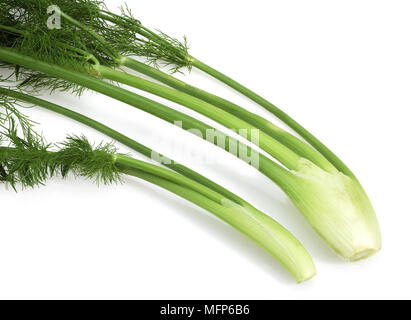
[[286, 159, 381, 262]]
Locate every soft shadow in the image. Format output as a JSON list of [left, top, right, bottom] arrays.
[[123, 176, 297, 285], [180, 162, 342, 265], [268, 201, 343, 265]]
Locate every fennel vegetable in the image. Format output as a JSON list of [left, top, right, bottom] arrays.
[[0, 119, 316, 283], [0, 0, 382, 261]]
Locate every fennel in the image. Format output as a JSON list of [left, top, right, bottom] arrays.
[[0, 120, 316, 283], [0, 0, 382, 261]]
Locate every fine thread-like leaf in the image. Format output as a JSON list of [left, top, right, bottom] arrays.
[[0, 0, 116, 93], [0, 123, 121, 190], [0, 91, 37, 136], [100, 4, 192, 73]]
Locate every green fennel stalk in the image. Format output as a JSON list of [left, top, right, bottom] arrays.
[[0, 47, 300, 185]]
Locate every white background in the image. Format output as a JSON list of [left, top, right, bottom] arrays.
[[1, 0, 410, 299]]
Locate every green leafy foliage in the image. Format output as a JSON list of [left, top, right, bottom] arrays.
[[0, 90, 36, 136], [0, 0, 115, 93], [0, 118, 52, 189], [0, 121, 121, 190], [0, 0, 192, 89], [101, 5, 192, 73], [57, 135, 121, 185]]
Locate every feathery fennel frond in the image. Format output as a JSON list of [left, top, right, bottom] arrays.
[[101, 4, 192, 73], [0, 0, 115, 93], [0, 124, 121, 190], [56, 135, 121, 185], [0, 119, 52, 189], [0, 91, 37, 137], [0, 0, 191, 94]]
